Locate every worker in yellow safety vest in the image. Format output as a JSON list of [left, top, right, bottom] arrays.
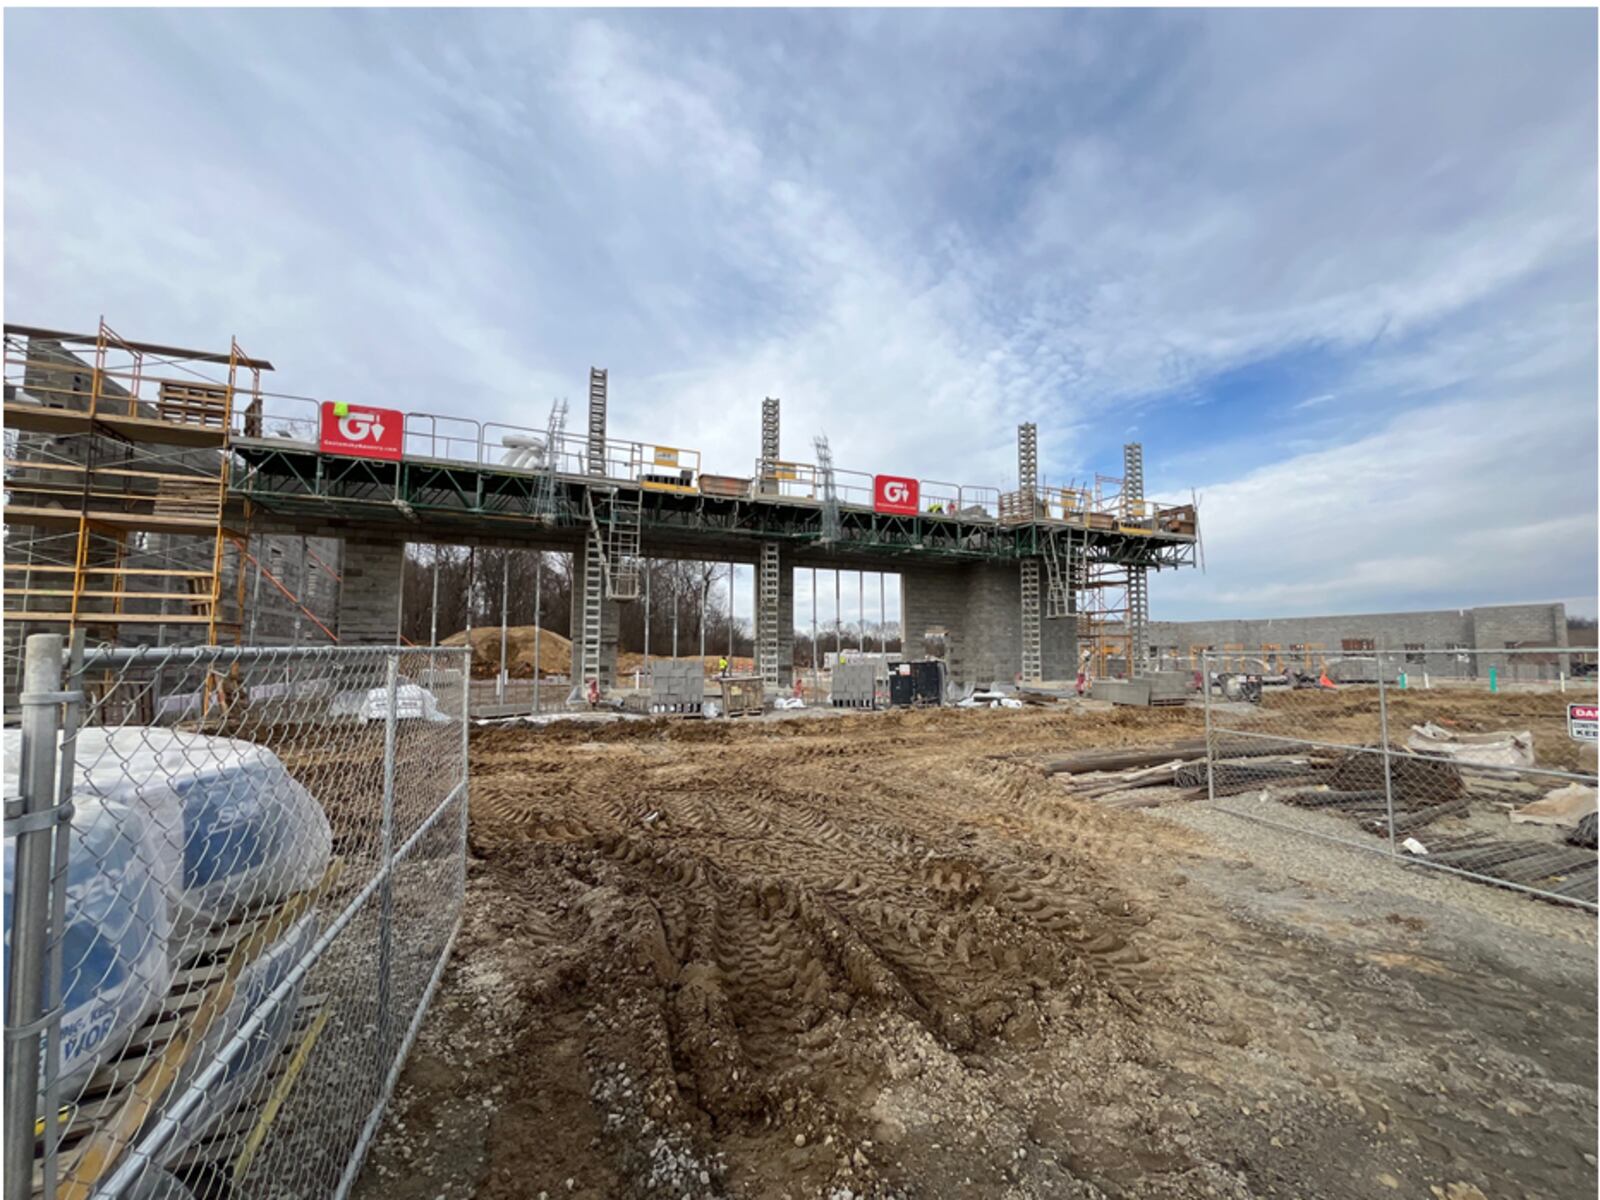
[[718, 656, 729, 675]]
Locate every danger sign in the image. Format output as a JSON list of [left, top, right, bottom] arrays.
[[874, 474, 919, 516], [318, 402, 404, 460], [1568, 702, 1598, 742]]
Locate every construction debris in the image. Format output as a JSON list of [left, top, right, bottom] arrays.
[[1511, 783, 1599, 828], [1407, 722, 1535, 767]]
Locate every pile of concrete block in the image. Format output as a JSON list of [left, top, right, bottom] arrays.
[[1090, 672, 1192, 707], [650, 660, 704, 715], [831, 661, 880, 709]]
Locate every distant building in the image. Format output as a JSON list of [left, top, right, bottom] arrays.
[[1147, 602, 1573, 680]]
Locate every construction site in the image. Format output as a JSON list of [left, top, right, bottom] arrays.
[[2, 320, 1595, 1200]]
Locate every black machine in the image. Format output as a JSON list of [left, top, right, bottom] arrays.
[[888, 660, 946, 707]]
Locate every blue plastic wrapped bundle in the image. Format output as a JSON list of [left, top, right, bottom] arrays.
[[64, 729, 333, 938], [2, 780, 177, 1097]]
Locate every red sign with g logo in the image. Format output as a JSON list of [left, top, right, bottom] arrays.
[[873, 474, 919, 515], [318, 402, 404, 460]]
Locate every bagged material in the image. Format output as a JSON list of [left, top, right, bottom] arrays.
[[3, 736, 177, 1095], [65, 729, 332, 933], [331, 683, 453, 724], [1407, 723, 1534, 768]]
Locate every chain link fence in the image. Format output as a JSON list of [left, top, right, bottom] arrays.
[[5, 636, 469, 1200], [1202, 646, 1598, 910]]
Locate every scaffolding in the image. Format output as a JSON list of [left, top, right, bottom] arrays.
[[3, 322, 270, 686]]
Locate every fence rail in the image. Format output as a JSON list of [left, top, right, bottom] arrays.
[[3, 636, 470, 1199], [1201, 646, 1598, 910]]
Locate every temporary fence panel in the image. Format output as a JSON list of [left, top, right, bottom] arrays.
[[1201, 646, 1598, 909], [3, 637, 470, 1200]]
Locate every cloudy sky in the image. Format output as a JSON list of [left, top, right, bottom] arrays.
[[6, 8, 1596, 625]]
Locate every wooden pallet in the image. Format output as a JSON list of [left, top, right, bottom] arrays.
[[33, 867, 339, 1199]]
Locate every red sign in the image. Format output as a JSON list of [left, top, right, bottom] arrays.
[[1570, 703, 1598, 742], [873, 474, 919, 516], [318, 402, 403, 460]]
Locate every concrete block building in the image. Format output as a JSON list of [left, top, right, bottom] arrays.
[[1148, 602, 1573, 679]]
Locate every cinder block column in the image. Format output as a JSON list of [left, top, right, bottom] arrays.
[[902, 565, 975, 689], [1041, 603, 1077, 682], [335, 540, 405, 644], [902, 561, 1077, 691]]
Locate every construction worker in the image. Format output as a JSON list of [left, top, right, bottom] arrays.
[[718, 655, 729, 675]]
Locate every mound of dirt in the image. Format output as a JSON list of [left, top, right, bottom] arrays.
[[442, 626, 756, 682]]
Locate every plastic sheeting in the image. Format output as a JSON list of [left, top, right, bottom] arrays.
[[3, 792, 177, 1097], [331, 683, 453, 724], [1407, 722, 1535, 768], [64, 729, 333, 933]]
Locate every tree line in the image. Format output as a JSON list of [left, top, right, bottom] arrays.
[[397, 545, 901, 661]]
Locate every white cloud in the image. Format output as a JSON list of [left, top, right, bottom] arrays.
[[4, 9, 1594, 621]]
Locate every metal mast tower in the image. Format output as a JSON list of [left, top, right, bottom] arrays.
[[1018, 423, 1042, 682], [1123, 442, 1148, 672]]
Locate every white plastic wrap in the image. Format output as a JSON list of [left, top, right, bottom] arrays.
[[4, 730, 177, 1095], [65, 728, 334, 933]]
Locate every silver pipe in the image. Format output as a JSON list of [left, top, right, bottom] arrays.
[[1377, 644, 1398, 857], [394, 542, 406, 645], [532, 553, 543, 716], [4, 634, 65, 1200], [429, 553, 440, 649], [331, 916, 462, 1200], [376, 654, 400, 1075], [40, 631, 83, 1200], [497, 556, 509, 703], [811, 567, 819, 698]]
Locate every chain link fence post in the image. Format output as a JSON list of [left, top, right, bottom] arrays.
[[1377, 641, 1398, 856], [1201, 651, 1216, 803], [375, 652, 401, 1082], [5, 633, 68, 1200]]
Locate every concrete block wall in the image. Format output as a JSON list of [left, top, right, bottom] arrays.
[[1147, 603, 1570, 677]]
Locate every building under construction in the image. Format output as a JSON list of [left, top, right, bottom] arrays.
[[3, 320, 1199, 699]]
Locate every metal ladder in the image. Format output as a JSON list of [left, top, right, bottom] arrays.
[[760, 398, 780, 475], [1122, 442, 1144, 518], [585, 486, 642, 601], [814, 434, 841, 544], [757, 542, 781, 690], [1041, 528, 1072, 619], [1020, 558, 1043, 683], [1122, 442, 1148, 671], [535, 397, 567, 522], [579, 523, 605, 689]]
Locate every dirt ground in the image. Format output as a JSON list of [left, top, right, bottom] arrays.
[[352, 697, 1597, 1200]]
